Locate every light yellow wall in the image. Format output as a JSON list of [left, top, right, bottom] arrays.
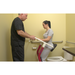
[[0, 14, 66, 61], [66, 14, 75, 47], [0, 14, 13, 61]]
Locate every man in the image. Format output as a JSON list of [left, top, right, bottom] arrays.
[[11, 13, 35, 61]]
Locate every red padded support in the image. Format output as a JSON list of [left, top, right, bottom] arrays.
[[38, 47, 44, 61], [37, 45, 42, 55]]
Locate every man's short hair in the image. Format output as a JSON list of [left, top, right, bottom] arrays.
[[18, 13, 21, 15]]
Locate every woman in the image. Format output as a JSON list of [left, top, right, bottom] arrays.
[[40, 20, 54, 61]]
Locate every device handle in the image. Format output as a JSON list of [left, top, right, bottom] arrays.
[[35, 37, 54, 48]]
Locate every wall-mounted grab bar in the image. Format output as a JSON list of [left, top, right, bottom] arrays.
[[66, 41, 75, 44], [26, 38, 63, 43], [31, 40, 63, 43]]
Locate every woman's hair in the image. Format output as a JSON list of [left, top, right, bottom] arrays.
[[43, 20, 51, 28]]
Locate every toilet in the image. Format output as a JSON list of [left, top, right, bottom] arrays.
[[47, 56, 67, 62]]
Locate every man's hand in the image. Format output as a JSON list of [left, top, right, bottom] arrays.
[[30, 35, 35, 40]]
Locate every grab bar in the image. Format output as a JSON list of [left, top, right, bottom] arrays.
[[31, 40, 63, 43], [66, 41, 75, 44]]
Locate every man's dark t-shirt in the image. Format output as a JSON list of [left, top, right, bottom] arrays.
[[11, 17, 25, 46]]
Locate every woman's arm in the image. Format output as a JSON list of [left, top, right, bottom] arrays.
[[41, 36, 51, 42]]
